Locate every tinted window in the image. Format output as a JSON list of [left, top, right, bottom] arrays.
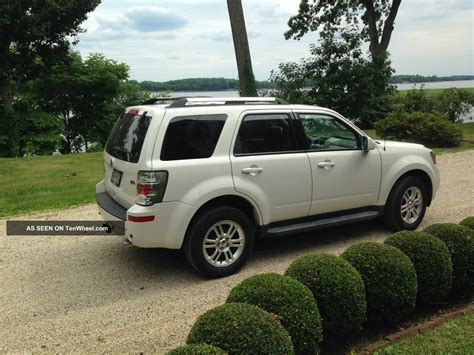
[[298, 114, 360, 150], [234, 114, 297, 155], [105, 112, 151, 163], [160, 114, 227, 161]]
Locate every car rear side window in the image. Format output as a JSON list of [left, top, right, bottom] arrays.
[[160, 114, 227, 161], [105, 112, 152, 163], [234, 113, 298, 155]]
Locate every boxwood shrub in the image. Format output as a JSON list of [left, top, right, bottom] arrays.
[[341, 242, 417, 323], [385, 231, 452, 304], [285, 253, 366, 342], [424, 223, 474, 293], [227, 273, 322, 354], [167, 344, 226, 355], [460, 216, 474, 231], [187, 303, 294, 354]]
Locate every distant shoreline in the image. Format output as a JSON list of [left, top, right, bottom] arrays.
[[136, 76, 474, 93]]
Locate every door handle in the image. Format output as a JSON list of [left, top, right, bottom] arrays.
[[242, 166, 263, 176], [317, 160, 336, 169]]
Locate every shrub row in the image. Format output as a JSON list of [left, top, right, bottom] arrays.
[[168, 218, 474, 354]]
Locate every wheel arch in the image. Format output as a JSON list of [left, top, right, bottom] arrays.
[[385, 169, 434, 207], [183, 194, 263, 246]]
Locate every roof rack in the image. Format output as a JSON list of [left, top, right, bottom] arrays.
[[167, 97, 288, 108], [141, 96, 215, 105]]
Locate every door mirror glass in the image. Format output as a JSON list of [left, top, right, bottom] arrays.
[[362, 136, 376, 151]]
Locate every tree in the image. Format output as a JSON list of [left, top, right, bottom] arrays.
[[271, 28, 395, 128], [285, 0, 402, 61], [0, 0, 100, 156], [32, 52, 146, 153], [227, 0, 258, 96]]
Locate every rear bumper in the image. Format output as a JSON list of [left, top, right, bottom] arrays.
[[95, 180, 197, 249]]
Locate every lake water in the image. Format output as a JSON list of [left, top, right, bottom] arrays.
[[167, 80, 474, 98], [164, 80, 473, 122]]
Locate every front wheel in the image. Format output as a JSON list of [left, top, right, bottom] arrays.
[[383, 176, 427, 231], [183, 206, 255, 278]]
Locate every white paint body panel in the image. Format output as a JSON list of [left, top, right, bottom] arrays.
[[96, 103, 440, 249]]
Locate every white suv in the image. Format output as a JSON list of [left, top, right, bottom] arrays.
[[96, 97, 440, 277]]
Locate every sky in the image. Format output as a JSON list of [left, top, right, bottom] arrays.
[[74, 0, 474, 82]]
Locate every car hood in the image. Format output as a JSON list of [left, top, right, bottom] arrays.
[[375, 140, 426, 151]]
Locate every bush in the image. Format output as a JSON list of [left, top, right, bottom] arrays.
[[187, 303, 294, 354], [384, 231, 452, 304], [460, 217, 474, 231], [285, 254, 366, 342], [341, 242, 417, 323], [227, 273, 322, 354], [424, 223, 474, 293], [374, 111, 462, 147], [167, 344, 226, 355], [435, 88, 474, 122]]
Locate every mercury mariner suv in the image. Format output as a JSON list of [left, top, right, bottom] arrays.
[[96, 97, 440, 277]]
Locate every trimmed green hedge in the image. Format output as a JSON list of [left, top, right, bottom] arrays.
[[342, 242, 417, 323], [167, 344, 226, 355], [285, 253, 366, 342], [460, 217, 474, 231], [424, 223, 474, 293], [385, 231, 452, 304], [227, 273, 322, 354], [187, 303, 294, 354]]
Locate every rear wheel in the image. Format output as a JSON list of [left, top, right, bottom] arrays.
[[383, 176, 427, 231], [184, 206, 255, 278]]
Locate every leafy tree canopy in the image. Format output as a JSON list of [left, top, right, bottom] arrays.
[[0, 0, 100, 156], [285, 0, 402, 60]]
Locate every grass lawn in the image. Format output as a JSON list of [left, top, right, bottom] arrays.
[[365, 122, 474, 155], [375, 312, 474, 354], [398, 86, 474, 98], [0, 152, 103, 218]]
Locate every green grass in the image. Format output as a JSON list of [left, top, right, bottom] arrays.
[[375, 312, 474, 354], [0, 152, 103, 218], [365, 122, 474, 155], [398, 87, 474, 98]]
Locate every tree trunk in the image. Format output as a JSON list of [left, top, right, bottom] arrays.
[[227, 0, 258, 97]]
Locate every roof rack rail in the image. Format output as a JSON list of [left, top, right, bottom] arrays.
[[168, 97, 288, 108], [141, 96, 213, 105]]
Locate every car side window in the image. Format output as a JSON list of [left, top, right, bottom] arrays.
[[234, 113, 298, 155], [297, 113, 360, 151], [161, 114, 227, 160]]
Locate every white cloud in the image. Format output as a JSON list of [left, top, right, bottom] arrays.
[[75, 0, 474, 81]]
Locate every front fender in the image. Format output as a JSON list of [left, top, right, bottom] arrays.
[[378, 154, 439, 205]]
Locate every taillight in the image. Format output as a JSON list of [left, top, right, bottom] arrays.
[[430, 151, 437, 164], [136, 171, 168, 206]]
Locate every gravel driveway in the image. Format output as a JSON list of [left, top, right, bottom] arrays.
[[1, 150, 473, 353]]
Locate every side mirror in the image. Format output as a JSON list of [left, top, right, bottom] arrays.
[[362, 136, 376, 152]]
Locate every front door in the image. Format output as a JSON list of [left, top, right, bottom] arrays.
[[293, 111, 382, 215], [230, 111, 312, 224]]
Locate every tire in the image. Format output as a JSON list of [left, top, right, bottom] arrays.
[[383, 176, 427, 231], [183, 206, 255, 278]]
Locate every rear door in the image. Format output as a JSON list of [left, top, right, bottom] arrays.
[[103, 108, 159, 208], [230, 110, 312, 224]]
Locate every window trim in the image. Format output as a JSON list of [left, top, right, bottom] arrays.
[[159, 113, 228, 161], [233, 112, 304, 157], [294, 112, 363, 153]]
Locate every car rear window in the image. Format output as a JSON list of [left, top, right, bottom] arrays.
[[160, 114, 227, 161], [105, 112, 152, 163]]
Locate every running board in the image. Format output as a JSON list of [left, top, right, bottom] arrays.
[[264, 210, 381, 238]]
